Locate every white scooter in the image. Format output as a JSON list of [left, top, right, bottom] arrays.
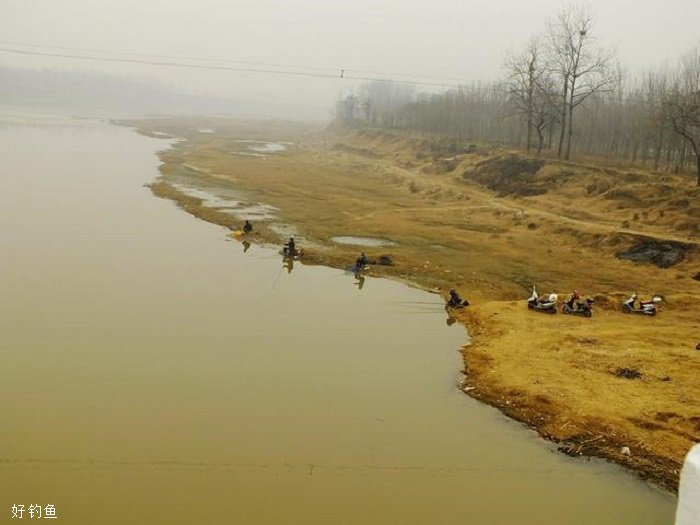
[[621, 293, 662, 316], [527, 286, 557, 314]]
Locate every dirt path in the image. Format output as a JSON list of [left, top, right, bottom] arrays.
[[348, 149, 700, 247], [383, 157, 700, 246], [484, 195, 700, 246]]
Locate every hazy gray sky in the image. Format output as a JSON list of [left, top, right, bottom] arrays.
[[2, 0, 699, 118]]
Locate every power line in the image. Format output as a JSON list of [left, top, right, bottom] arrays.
[[0, 47, 338, 80], [0, 45, 474, 90], [0, 40, 341, 74], [0, 40, 477, 85]]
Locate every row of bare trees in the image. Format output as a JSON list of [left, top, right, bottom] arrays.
[[504, 5, 617, 159], [334, 5, 700, 185]]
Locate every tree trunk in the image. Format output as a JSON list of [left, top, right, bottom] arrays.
[[557, 77, 569, 158], [630, 139, 639, 164], [536, 125, 545, 155], [691, 141, 700, 186], [565, 103, 574, 160], [653, 129, 663, 171], [557, 101, 567, 158]]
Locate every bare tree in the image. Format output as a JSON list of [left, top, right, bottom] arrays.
[[504, 37, 560, 154], [504, 37, 541, 152], [357, 81, 415, 128], [532, 75, 560, 155], [663, 47, 700, 186], [335, 93, 361, 125], [547, 4, 617, 159], [638, 69, 670, 170], [333, 19, 696, 180]]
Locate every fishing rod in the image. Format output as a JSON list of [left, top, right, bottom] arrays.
[[269, 263, 285, 291], [377, 300, 445, 305]]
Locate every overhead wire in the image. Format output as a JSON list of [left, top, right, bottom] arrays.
[[0, 47, 339, 80], [0, 40, 480, 84], [0, 40, 341, 73], [0, 43, 493, 90]]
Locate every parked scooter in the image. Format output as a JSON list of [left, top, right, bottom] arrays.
[[621, 293, 662, 316], [562, 291, 594, 317], [527, 286, 557, 314]]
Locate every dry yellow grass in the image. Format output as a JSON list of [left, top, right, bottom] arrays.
[[133, 117, 700, 491]]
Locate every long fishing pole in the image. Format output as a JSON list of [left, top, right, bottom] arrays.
[[269, 263, 285, 291]]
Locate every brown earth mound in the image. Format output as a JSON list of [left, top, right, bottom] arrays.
[[462, 154, 547, 196], [616, 239, 691, 268]]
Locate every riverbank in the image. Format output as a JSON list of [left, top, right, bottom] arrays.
[[131, 116, 699, 492]]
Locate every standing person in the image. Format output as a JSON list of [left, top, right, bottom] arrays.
[[243, 220, 253, 234]]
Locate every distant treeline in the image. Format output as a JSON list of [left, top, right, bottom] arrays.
[[335, 5, 700, 185]]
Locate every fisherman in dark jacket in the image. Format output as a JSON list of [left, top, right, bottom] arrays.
[[447, 289, 469, 308], [355, 252, 369, 270], [284, 236, 296, 256]]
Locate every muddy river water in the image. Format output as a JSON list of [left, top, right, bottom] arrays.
[[0, 114, 676, 524]]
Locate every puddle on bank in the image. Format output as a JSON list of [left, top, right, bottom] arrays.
[[232, 139, 293, 158], [331, 235, 397, 247], [232, 151, 268, 158], [170, 183, 278, 220]]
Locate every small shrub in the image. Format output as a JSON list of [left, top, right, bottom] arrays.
[[614, 367, 642, 379]]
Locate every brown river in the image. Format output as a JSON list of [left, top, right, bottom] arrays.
[[0, 113, 676, 523]]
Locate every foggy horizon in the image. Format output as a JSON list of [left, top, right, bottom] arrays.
[[2, 0, 699, 120]]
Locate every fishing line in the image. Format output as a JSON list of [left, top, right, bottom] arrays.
[[269, 263, 285, 291]]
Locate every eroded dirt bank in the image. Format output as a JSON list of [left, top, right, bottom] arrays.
[[129, 117, 700, 492]]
